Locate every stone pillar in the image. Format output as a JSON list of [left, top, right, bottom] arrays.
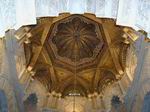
[[46, 92, 61, 109], [88, 92, 99, 110], [1, 30, 24, 112], [0, 39, 18, 111], [92, 96, 97, 109], [100, 96, 105, 109], [125, 32, 147, 112]]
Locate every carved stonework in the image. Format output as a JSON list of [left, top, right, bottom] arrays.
[[21, 14, 130, 97], [51, 16, 102, 62], [48, 15, 104, 69]]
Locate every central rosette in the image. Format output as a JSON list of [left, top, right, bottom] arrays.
[[73, 31, 80, 40]]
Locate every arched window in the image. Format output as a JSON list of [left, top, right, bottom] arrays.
[[0, 90, 8, 112]]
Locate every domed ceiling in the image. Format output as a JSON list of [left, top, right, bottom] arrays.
[[20, 14, 130, 97], [46, 15, 104, 71], [50, 16, 103, 64]]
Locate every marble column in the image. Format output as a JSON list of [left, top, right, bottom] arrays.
[[100, 96, 105, 109], [1, 30, 24, 112], [125, 32, 146, 112], [46, 92, 60, 109], [88, 92, 99, 110]]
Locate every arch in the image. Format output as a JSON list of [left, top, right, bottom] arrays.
[[57, 75, 91, 95], [62, 84, 87, 97], [98, 76, 115, 93], [93, 68, 116, 90], [57, 76, 73, 93]]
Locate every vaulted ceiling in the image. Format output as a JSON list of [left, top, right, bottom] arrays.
[[17, 14, 130, 97]]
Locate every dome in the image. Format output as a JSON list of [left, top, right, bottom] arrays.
[[52, 17, 101, 62]]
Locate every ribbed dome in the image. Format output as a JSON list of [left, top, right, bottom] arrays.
[[52, 17, 101, 62]]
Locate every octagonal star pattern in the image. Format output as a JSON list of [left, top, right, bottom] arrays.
[[48, 15, 104, 68]]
